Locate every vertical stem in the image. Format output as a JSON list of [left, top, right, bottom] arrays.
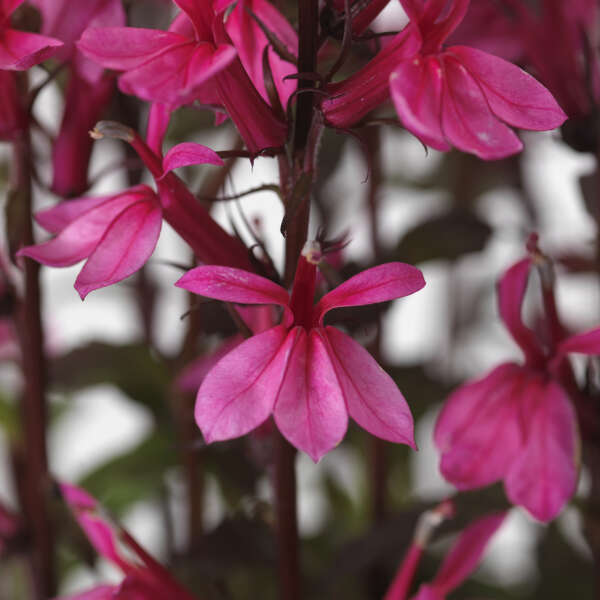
[[12, 130, 55, 598]]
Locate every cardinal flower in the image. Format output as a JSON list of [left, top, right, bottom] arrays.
[[434, 239, 598, 521], [55, 483, 197, 600], [385, 508, 507, 600], [0, 0, 62, 71], [176, 241, 425, 461], [323, 0, 566, 159], [17, 185, 163, 299]]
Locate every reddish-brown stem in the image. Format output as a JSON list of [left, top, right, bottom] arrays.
[[12, 130, 55, 598]]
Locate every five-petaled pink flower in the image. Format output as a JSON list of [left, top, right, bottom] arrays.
[[323, 0, 567, 159], [176, 241, 425, 461], [434, 240, 600, 521]]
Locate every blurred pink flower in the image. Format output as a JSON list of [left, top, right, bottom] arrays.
[[434, 244, 598, 521], [323, 0, 566, 159], [176, 241, 425, 461], [55, 483, 197, 600], [0, 0, 62, 70], [385, 510, 506, 600]]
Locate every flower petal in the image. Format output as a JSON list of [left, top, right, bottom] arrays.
[[557, 326, 600, 356], [505, 379, 579, 521], [314, 262, 425, 324], [391, 56, 451, 152], [274, 328, 348, 462], [0, 29, 62, 70], [497, 257, 544, 364], [434, 363, 527, 489], [161, 142, 223, 176], [176, 265, 290, 314], [448, 46, 567, 130], [433, 512, 507, 592], [195, 325, 293, 442], [440, 54, 522, 159], [35, 195, 109, 234], [75, 198, 162, 298], [323, 326, 416, 448]]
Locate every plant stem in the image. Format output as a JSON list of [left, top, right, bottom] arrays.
[[12, 129, 55, 598]]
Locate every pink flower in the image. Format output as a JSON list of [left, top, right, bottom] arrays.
[[17, 185, 163, 299], [78, 1, 288, 153], [385, 510, 506, 600], [322, 0, 566, 159], [434, 242, 597, 521], [0, 0, 63, 71], [55, 483, 197, 600], [176, 241, 425, 461]]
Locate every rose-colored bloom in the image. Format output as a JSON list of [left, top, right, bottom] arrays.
[[78, 1, 288, 153], [322, 0, 566, 159], [0, 0, 62, 70], [17, 185, 163, 299], [55, 483, 197, 600], [387, 511, 506, 600], [434, 245, 598, 521], [176, 241, 425, 461]]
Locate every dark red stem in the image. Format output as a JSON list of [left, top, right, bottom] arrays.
[[12, 129, 55, 598]]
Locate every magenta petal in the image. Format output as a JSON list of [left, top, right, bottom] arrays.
[[60, 482, 97, 510], [440, 55, 522, 159], [74, 199, 162, 299], [1, 0, 24, 17], [323, 327, 416, 448], [497, 257, 544, 363], [35, 196, 109, 233], [273, 328, 348, 461], [172, 0, 213, 38], [434, 363, 527, 489], [315, 262, 425, 324], [195, 325, 293, 443], [433, 512, 507, 592], [391, 56, 451, 152], [176, 265, 290, 310], [557, 326, 600, 356], [505, 380, 579, 522], [412, 585, 444, 600], [448, 46, 567, 130], [0, 29, 63, 70], [161, 142, 223, 175]]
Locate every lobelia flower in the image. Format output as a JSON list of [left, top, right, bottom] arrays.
[[55, 483, 197, 600], [175, 240, 425, 462], [434, 238, 600, 521], [322, 0, 567, 159], [17, 185, 163, 299], [78, 0, 288, 154], [31, 0, 126, 196], [385, 507, 507, 600], [0, 0, 63, 71]]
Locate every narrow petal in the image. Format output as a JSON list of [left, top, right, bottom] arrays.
[[433, 512, 507, 592], [391, 56, 451, 151], [505, 379, 579, 521], [315, 262, 425, 324], [0, 29, 62, 70], [448, 46, 567, 130], [75, 199, 162, 298], [412, 585, 444, 600], [161, 142, 223, 176], [274, 328, 348, 461], [440, 55, 523, 159], [557, 326, 600, 356], [1, 0, 24, 18], [497, 257, 544, 364], [77, 28, 187, 70], [173, 0, 213, 38], [323, 327, 416, 448], [176, 265, 290, 314], [434, 363, 527, 489], [195, 325, 293, 442], [35, 196, 109, 233]]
